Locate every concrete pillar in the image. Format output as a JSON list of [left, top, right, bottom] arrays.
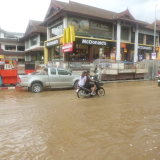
[[63, 16, 68, 29], [116, 21, 121, 61], [44, 46, 48, 64], [62, 16, 68, 61], [38, 34, 41, 46], [112, 24, 114, 40], [134, 24, 139, 62], [143, 35, 146, 44], [47, 27, 50, 40]]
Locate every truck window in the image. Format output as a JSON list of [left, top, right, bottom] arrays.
[[50, 68, 56, 75], [57, 69, 69, 75]]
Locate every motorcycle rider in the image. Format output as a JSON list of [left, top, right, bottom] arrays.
[[85, 70, 97, 95], [78, 71, 87, 87]]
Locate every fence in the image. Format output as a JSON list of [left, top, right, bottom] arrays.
[[92, 59, 160, 81]]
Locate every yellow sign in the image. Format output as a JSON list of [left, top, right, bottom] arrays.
[[63, 25, 75, 44], [0, 55, 4, 59]]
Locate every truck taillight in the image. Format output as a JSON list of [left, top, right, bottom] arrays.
[[17, 76, 21, 83]]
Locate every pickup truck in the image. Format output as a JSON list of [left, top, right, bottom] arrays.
[[18, 67, 80, 93]]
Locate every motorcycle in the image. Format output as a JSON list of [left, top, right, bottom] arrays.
[[155, 75, 160, 87], [76, 75, 105, 98]]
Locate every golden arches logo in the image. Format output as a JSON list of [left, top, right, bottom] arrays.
[[63, 25, 75, 44]]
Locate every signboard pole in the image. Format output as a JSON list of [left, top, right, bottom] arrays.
[[68, 52, 70, 69]]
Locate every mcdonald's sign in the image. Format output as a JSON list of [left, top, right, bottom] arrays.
[[63, 25, 75, 44], [62, 42, 73, 53]]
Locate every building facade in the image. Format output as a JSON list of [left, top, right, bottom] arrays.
[[43, 0, 160, 68], [23, 20, 47, 64], [0, 28, 25, 62]]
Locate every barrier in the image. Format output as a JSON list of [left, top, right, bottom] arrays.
[[0, 69, 18, 85]]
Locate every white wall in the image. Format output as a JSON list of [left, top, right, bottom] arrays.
[[0, 32, 4, 38]]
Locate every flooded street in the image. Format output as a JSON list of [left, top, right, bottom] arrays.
[[0, 81, 160, 160]]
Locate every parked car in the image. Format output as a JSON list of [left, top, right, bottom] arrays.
[[18, 67, 80, 93]]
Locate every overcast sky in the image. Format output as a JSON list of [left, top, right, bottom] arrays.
[[0, 0, 160, 33]]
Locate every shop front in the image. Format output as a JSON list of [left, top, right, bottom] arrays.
[[120, 43, 134, 62], [44, 36, 116, 64], [138, 45, 153, 61], [69, 37, 116, 62], [45, 37, 63, 63]]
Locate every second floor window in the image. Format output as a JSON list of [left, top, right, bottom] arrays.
[[17, 46, 25, 51], [5, 45, 16, 51], [146, 35, 154, 45], [121, 26, 130, 41], [30, 36, 38, 46], [50, 24, 63, 38], [138, 33, 144, 44]]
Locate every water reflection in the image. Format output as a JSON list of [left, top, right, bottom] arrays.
[[0, 81, 160, 160]]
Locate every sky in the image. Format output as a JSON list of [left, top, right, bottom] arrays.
[[0, 0, 160, 33]]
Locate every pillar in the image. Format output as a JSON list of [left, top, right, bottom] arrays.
[[116, 21, 121, 61], [134, 24, 139, 62], [44, 46, 48, 64]]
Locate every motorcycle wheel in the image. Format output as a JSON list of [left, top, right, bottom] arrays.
[[77, 89, 86, 98], [97, 88, 105, 97]]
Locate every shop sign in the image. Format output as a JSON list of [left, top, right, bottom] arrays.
[[121, 43, 126, 48], [0, 60, 5, 65], [46, 39, 59, 47], [138, 46, 152, 50], [151, 52, 156, 60], [80, 39, 107, 46], [0, 55, 4, 59], [62, 43, 73, 53]]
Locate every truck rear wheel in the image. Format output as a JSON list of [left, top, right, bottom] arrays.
[[31, 83, 43, 93], [28, 87, 31, 92]]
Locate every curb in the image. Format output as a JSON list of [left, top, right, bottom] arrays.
[[0, 86, 22, 90]]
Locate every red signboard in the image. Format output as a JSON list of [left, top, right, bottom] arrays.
[[62, 42, 73, 53]]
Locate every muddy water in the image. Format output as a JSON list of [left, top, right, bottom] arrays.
[[0, 81, 160, 160]]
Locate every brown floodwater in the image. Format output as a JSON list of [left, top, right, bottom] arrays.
[[0, 81, 160, 160]]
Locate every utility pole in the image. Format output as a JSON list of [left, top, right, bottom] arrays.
[[152, 4, 157, 80], [153, 4, 157, 53]]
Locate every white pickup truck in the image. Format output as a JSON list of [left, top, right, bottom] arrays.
[[18, 67, 80, 93]]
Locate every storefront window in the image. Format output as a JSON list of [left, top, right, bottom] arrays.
[[48, 45, 63, 61], [69, 44, 89, 61]]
